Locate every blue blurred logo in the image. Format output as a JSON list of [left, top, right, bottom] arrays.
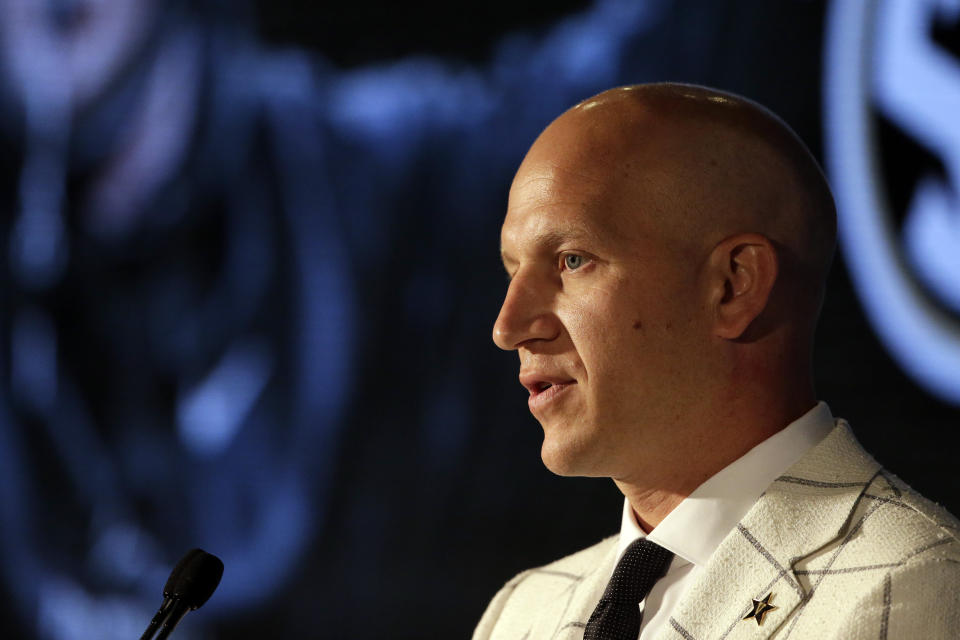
[[824, 0, 960, 404]]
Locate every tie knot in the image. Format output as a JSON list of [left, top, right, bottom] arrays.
[[583, 538, 674, 640], [604, 538, 674, 604]]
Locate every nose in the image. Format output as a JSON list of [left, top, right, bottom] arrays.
[[492, 271, 560, 350]]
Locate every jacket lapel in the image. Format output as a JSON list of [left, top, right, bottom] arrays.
[[530, 540, 619, 639], [656, 421, 881, 640]]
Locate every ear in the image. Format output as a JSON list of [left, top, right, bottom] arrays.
[[706, 233, 778, 340]]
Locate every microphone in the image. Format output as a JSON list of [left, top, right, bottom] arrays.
[[139, 549, 224, 640]]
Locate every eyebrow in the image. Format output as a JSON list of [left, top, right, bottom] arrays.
[[501, 224, 597, 253]]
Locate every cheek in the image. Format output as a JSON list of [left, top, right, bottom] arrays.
[[563, 289, 646, 374], [562, 285, 629, 341], [578, 289, 688, 382]]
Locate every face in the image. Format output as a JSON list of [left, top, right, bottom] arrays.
[[493, 114, 713, 481]]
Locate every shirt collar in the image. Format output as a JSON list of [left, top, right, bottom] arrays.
[[617, 402, 835, 566]]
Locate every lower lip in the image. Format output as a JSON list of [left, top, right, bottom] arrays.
[[528, 382, 575, 414]]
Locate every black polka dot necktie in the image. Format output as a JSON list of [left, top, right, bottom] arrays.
[[583, 538, 674, 640]]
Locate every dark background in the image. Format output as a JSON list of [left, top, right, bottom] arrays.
[[0, 1, 956, 638]]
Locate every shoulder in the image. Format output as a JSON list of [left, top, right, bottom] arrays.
[[472, 536, 617, 640], [784, 418, 958, 552], [489, 534, 617, 605], [825, 490, 960, 640], [791, 443, 960, 637], [844, 450, 960, 567], [862, 468, 960, 571], [797, 423, 960, 590], [756, 419, 960, 637]]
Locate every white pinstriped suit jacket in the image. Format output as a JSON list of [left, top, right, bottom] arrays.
[[473, 421, 960, 639]]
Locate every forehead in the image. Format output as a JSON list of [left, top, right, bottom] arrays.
[[501, 168, 616, 253], [500, 140, 660, 261]]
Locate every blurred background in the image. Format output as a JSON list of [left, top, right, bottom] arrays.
[[0, 0, 957, 637]]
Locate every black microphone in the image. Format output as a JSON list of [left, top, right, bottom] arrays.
[[139, 549, 224, 640]]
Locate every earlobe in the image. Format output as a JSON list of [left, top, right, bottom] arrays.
[[710, 234, 778, 340]]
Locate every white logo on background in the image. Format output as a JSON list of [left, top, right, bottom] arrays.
[[824, 0, 960, 404]]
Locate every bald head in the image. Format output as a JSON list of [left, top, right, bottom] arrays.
[[518, 84, 836, 311]]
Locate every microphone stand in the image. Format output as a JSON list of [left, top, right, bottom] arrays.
[[139, 598, 188, 640], [138, 549, 223, 640]]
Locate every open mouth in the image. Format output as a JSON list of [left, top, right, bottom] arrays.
[[519, 373, 577, 397], [529, 380, 572, 397], [526, 380, 575, 414]]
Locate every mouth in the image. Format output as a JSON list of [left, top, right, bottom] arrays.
[[519, 373, 577, 414], [531, 381, 571, 397], [527, 381, 575, 415], [520, 375, 576, 396]]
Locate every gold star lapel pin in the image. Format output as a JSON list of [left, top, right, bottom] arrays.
[[743, 592, 778, 626]]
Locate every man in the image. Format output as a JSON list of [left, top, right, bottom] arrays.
[[474, 83, 960, 639]]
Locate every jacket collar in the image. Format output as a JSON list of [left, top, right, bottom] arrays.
[[642, 402, 836, 569], [655, 421, 881, 640]]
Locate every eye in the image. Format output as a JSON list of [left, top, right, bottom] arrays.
[[563, 253, 588, 271]]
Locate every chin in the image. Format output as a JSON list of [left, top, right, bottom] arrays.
[[539, 433, 608, 478]]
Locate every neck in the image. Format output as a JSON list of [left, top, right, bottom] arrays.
[[614, 390, 817, 532], [613, 482, 687, 533]]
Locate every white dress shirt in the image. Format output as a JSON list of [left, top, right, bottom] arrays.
[[613, 402, 835, 639]]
